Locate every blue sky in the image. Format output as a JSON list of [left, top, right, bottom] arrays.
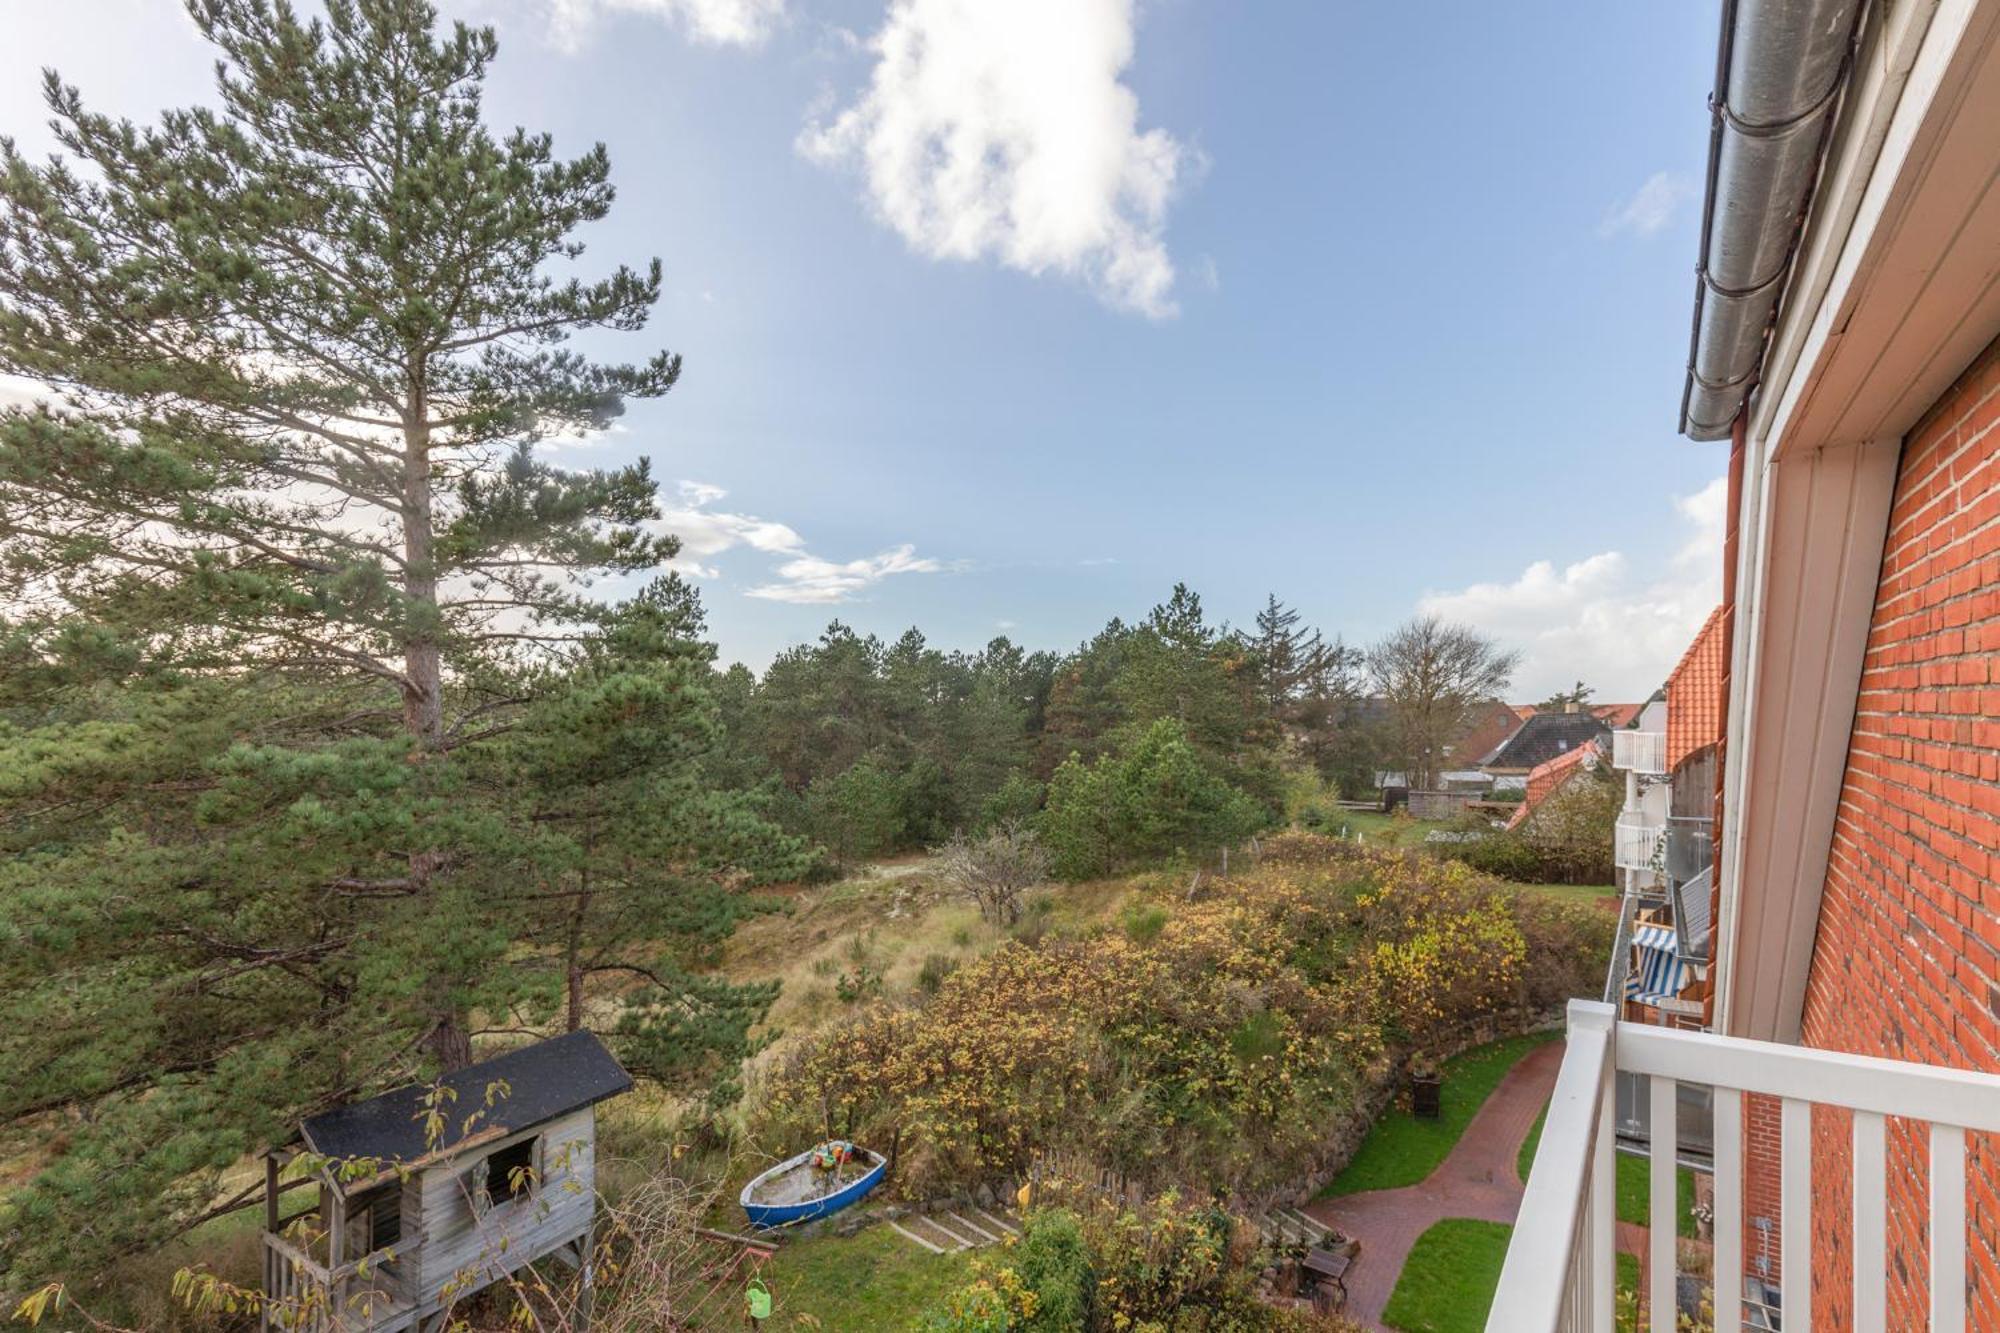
[[4, 0, 1730, 700]]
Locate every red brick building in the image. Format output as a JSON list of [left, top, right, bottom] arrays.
[[1494, 0, 2000, 1327], [1694, 0, 2000, 1324]]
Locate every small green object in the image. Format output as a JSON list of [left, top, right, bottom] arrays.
[[746, 1277, 772, 1320]]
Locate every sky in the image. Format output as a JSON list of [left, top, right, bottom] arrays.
[[1, 0, 1731, 701]]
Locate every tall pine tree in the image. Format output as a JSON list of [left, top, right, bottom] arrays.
[[0, 0, 794, 1286]]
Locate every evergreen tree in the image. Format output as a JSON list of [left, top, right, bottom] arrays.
[[497, 578, 810, 1090], [1039, 718, 1268, 881], [0, 0, 793, 1283]]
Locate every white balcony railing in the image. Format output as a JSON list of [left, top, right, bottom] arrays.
[[1613, 812, 1664, 873], [1611, 729, 1668, 775], [1490, 1000, 2000, 1332]]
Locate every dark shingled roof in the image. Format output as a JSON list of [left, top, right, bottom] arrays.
[[1481, 711, 1611, 771], [300, 1031, 631, 1165]]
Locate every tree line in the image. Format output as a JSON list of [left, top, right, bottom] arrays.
[[710, 588, 1522, 872]]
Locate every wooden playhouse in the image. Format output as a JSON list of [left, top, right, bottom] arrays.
[[259, 1030, 632, 1332]]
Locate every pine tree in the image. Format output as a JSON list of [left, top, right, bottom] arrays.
[[0, 0, 792, 1284]]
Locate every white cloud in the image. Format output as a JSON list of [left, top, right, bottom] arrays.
[[540, 0, 783, 49], [746, 544, 941, 603], [658, 481, 943, 603], [1416, 477, 1727, 700], [1600, 170, 1695, 239], [798, 0, 1188, 317]]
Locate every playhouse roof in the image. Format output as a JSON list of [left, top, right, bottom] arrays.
[[300, 1030, 632, 1166]]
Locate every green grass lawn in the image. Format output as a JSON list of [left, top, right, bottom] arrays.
[[744, 1224, 975, 1330], [1516, 1104, 1698, 1239], [1382, 1218, 1512, 1332], [1615, 1150, 1699, 1239], [1520, 882, 1617, 905], [1326, 809, 1430, 847], [1381, 1220, 1641, 1333], [1319, 1031, 1558, 1198]]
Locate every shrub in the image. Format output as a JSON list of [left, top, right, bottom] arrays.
[[758, 836, 1611, 1201], [1008, 1209, 1094, 1329], [1438, 772, 1621, 884], [1040, 718, 1268, 880], [926, 1189, 1349, 1331], [936, 820, 1052, 927], [917, 953, 958, 994], [1121, 900, 1169, 945], [834, 966, 882, 1004], [1445, 827, 1544, 881], [1515, 772, 1620, 883]]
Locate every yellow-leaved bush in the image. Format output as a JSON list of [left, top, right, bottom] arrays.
[[757, 834, 1610, 1199]]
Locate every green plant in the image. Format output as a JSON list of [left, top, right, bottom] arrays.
[[1121, 901, 1169, 945], [917, 953, 959, 995], [979, 772, 1047, 831], [1008, 1209, 1095, 1329], [807, 754, 909, 869], [836, 966, 884, 1005], [1039, 718, 1268, 880]]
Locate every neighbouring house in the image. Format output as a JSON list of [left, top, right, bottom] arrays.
[[1477, 708, 1611, 792], [1493, 0, 2000, 1328], [1591, 702, 1647, 730], [1504, 738, 1603, 831], [259, 1031, 630, 1332], [1608, 619, 1724, 1028], [1443, 699, 1528, 775]]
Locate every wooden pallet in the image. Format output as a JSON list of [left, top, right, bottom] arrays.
[[1256, 1207, 1336, 1248], [887, 1204, 1023, 1253]]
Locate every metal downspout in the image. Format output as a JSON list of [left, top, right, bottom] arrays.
[[1706, 417, 1747, 1034]]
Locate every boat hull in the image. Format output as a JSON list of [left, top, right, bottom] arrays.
[[740, 1149, 887, 1230]]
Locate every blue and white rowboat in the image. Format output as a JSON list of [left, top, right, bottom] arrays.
[[740, 1144, 887, 1230]]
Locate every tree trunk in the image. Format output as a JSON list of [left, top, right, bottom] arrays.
[[565, 863, 592, 1033], [402, 387, 467, 1068], [400, 403, 445, 752]]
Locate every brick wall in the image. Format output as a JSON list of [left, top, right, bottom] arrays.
[[1795, 335, 2000, 1327]]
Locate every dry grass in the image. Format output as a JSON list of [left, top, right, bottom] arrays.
[[727, 862, 1137, 1044]]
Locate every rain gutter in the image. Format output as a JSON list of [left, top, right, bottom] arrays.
[[1679, 0, 1869, 440]]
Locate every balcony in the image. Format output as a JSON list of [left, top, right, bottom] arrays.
[[1611, 729, 1667, 775], [1613, 811, 1664, 873], [1664, 815, 1713, 887], [1489, 1000, 2000, 1332]]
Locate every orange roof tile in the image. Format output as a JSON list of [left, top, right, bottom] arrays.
[[1507, 739, 1602, 830], [1665, 607, 1726, 772], [1592, 702, 1645, 728], [1511, 704, 1538, 721]]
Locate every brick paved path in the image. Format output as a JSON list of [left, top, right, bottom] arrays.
[[1302, 1040, 1567, 1329]]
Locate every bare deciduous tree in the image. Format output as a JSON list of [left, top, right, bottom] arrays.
[[936, 821, 1052, 926], [1367, 617, 1521, 790]]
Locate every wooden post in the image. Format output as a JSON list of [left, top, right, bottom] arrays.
[[265, 1154, 281, 1233]]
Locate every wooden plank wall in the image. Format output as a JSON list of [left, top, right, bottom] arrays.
[[412, 1107, 597, 1311]]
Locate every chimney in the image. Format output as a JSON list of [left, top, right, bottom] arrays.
[[1564, 701, 1579, 714]]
